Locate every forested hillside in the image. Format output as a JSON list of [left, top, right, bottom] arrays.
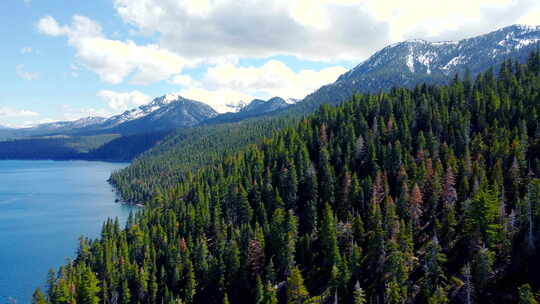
[[0, 132, 168, 162], [110, 117, 296, 202], [36, 52, 540, 304]]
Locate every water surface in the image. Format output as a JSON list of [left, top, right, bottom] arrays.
[[0, 160, 134, 303]]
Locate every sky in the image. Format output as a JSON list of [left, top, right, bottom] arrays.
[[2, 0, 540, 128]]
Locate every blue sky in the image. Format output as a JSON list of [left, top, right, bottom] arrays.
[[2, 0, 539, 127]]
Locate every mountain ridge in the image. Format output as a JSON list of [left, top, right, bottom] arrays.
[[297, 24, 540, 110]]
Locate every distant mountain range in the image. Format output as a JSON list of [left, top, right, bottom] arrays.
[[299, 24, 540, 109], [2, 95, 297, 138], [2, 24, 539, 160], [28, 116, 107, 133], [87, 94, 218, 134]]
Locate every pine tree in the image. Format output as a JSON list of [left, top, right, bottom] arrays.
[[410, 183, 423, 229], [262, 282, 278, 304], [255, 276, 264, 304], [472, 245, 494, 291], [320, 203, 341, 281], [518, 284, 539, 304], [32, 288, 48, 304], [421, 236, 447, 300], [353, 281, 367, 304], [287, 267, 309, 304], [223, 293, 231, 304], [79, 265, 101, 304]]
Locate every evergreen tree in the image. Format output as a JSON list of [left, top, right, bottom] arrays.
[[287, 267, 309, 304], [32, 288, 48, 304]]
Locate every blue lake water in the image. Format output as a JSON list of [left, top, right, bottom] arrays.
[[0, 160, 135, 303]]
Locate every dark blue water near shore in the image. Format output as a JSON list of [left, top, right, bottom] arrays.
[[0, 160, 134, 303]]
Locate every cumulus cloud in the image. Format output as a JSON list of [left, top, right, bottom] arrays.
[[113, 0, 539, 63], [170, 74, 200, 87], [60, 105, 115, 121], [204, 60, 346, 99], [37, 16, 69, 36], [393, 0, 540, 42], [97, 90, 152, 112], [0, 107, 39, 118], [113, 0, 391, 62], [37, 15, 194, 84], [16, 64, 39, 80], [35, 0, 540, 117], [20, 47, 33, 54], [175, 60, 346, 112], [178, 88, 257, 113]]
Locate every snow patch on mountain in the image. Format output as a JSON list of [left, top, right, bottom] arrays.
[[406, 51, 415, 73]]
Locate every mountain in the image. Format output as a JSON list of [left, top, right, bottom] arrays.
[[29, 116, 107, 133], [48, 53, 540, 304], [299, 24, 540, 110], [203, 96, 292, 125], [239, 97, 289, 114], [0, 94, 218, 160], [91, 94, 219, 134], [224, 100, 249, 112], [4, 94, 220, 138], [4, 25, 540, 163], [0, 117, 107, 140]]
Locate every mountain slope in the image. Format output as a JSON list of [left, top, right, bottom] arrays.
[[80, 94, 218, 135], [0, 95, 218, 161], [298, 24, 540, 110], [239, 97, 289, 114], [203, 96, 292, 125], [43, 52, 540, 304], [109, 26, 540, 202], [29, 116, 107, 133]]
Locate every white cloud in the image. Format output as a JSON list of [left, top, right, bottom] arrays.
[[16, 64, 39, 80], [170, 74, 200, 87], [37, 15, 195, 84], [518, 3, 540, 27], [177, 60, 346, 112], [112, 0, 539, 62], [178, 88, 257, 113], [385, 0, 540, 42], [97, 90, 152, 112], [20, 47, 33, 54], [0, 107, 39, 118], [33, 0, 540, 119], [204, 60, 346, 99], [113, 0, 391, 62], [60, 105, 115, 121], [37, 16, 69, 36]]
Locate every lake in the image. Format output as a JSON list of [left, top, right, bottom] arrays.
[[0, 160, 135, 303]]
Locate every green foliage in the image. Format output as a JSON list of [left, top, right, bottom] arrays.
[[110, 117, 295, 202], [287, 267, 309, 304], [32, 288, 48, 304], [519, 284, 539, 304], [41, 51, 540, 304]]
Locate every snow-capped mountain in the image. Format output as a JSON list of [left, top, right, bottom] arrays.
[[202, 96, 293, 125], [239, 97, 290, 114], [91, 94, 218, 134], [30, 116, 107, 132], [224, 100, 250, 113], [222, 97, 298, 113], [4, 94, 219, 137], [286, 98, 301, 105], [301, 24, 540, 108]]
